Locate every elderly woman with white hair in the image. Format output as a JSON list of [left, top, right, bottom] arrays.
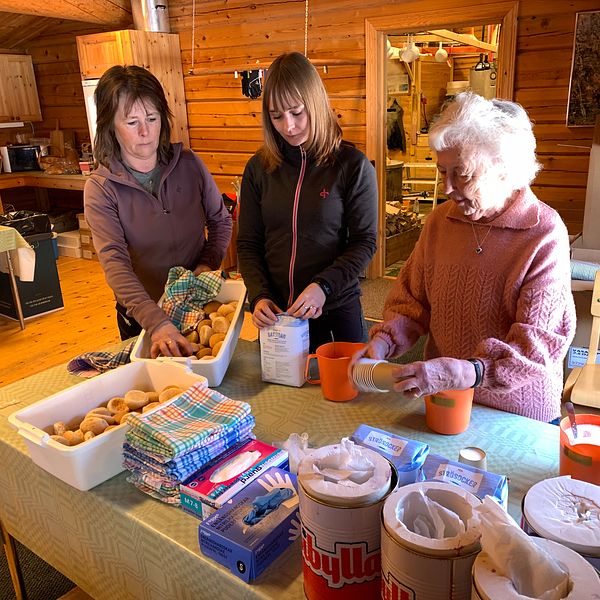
[[355, 92, 575, 422]]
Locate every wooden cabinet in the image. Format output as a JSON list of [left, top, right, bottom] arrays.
[[76, 30, 190, 147], [0, 54, 42, 122]]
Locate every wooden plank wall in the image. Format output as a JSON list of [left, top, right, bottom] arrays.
[[16, 0, 598, 234]]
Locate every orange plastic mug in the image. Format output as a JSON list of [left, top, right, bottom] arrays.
[[305, 341, 366, 401], [559, 414, 600, 485], [424, 388, 474, 435]]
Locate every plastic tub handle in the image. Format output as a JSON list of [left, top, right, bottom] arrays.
[[18, 423, 50, 447]]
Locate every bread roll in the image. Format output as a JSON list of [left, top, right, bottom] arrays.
[[212, 316, 229, 333], [196, 347, 213, 359], [203, 301, 222, 314], [209, 332, 226, 348], [199, 325, 213, 346]]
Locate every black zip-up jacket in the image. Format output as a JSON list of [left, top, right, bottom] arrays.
[[237, 140, 378, 313]]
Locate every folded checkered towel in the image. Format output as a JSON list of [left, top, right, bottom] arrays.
[[123, 416, 255, 481], [162, 268, 223, 333], [125, 382, 252, 459], [66, 341, 135, 378]]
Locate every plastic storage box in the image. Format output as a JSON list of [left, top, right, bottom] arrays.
[[8, 361, 208, 491], [131, 279, 247, 387]]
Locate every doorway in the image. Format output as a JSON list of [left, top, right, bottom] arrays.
[[383, 26, 500, 276], [364, 1, 518, 279]]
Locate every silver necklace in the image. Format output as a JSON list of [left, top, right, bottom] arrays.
[[471, 223, 493, 254]]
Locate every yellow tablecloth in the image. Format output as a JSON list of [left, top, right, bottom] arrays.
[[0, 224, 35, 281], [0, 340, 561, 600]]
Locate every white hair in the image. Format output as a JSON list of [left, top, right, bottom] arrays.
[[428, 92, 542, 189]]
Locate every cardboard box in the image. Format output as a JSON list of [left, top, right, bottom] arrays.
[[56, 230, 81, 248], [8, 361, 208, 491], [199, 467, 300, 582], [419, 452, 508, 509], [77, 212, 88, 230], [132, 279, 247, 386], [57, 245, 83, 259], [350, 424, 429, 486], [81, 244, 99, 261], [564, 289, 598, 381], [180, 439, 289, 520]]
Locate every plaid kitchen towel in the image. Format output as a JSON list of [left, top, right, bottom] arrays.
[[162, 267, 224, 333], [123, 418, 255, 481], [125, 382, 252, 459], [67, 341, 135, 378]]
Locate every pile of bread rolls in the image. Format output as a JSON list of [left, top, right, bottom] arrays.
[[182, 300, 238, 360], [49, 385, 185, 446]]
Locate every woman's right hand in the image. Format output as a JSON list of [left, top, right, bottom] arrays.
[[349, 334, 390, 370], [252, 298, 283, 328], [150, 321, 194, 358]]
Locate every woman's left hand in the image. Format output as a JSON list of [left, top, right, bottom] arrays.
[[288, 283, 326, 320], [150, 321, 194, 359], [193, 264, 213, 276], [388, 357, 478, 399]]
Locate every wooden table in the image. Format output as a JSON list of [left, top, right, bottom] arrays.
[[0, 339, 564, 600], [0, 172, 88, 214]]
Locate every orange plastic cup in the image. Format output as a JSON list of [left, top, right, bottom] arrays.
[[559, 414, 600, 486], [424, 388, 474, 435], [305, 341, 366, 401]]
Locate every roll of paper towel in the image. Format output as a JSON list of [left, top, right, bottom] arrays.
[[382, 481, 481, 556], [297, 437, 392, 506], [473, 536, 600, 599]]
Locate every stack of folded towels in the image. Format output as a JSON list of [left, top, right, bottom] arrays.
[[123, 382, 255, 504]]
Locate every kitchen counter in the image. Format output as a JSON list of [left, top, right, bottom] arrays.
[[0, 172, 89, 213], [0, 339, 562, 599]]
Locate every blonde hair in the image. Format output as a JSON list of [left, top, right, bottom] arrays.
[[428, 92, 541, 189], [259, 52, 342, 171]]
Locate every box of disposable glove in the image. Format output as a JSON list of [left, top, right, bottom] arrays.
[[419, 452, 508, 509], [199, 467, 300, 582], [180, 439, 288, 520]]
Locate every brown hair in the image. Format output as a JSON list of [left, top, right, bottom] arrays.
[[93, 65, 173, 168], [259, 52, 342, 171]]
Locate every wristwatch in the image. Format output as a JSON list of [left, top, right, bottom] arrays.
[[312, 277, 332, 298], [467, 358, 484, 388]]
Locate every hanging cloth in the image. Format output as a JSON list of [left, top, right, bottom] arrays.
[[387, 99, 406, 152]]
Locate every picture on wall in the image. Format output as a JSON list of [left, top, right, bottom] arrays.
[[566, 10, 600, 127]]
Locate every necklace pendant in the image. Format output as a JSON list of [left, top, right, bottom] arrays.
[[475, 246, 483, 254]]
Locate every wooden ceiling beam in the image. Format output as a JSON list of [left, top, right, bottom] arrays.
[[0, 0, 131, 25]]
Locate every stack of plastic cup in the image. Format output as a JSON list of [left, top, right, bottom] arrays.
[[350, 358, 398, 393]]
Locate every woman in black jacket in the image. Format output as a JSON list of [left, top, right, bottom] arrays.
[[237, 52, 378, 351]]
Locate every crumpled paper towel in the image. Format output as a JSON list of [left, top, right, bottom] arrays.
[[297, 437, 392, 506], [475, 496, 569, 600], [383, 481, 481, 554], [282, 432, 312, 474]]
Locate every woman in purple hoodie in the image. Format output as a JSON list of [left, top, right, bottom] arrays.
[[84, 66, 232, 358]]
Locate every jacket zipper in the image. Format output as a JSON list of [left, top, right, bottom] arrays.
[[288, 146, 306, 307]]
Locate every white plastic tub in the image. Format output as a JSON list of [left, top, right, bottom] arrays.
[[131, 279, 247, 387], [8, 361, 207, 491]]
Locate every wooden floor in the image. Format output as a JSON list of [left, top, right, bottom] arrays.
[[0, 257, 258, 388]]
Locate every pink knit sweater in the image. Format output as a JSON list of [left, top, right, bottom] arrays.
[[372, 189, 575, 421]]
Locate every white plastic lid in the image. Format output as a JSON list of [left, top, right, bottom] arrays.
[[523, 476, 600, 557]]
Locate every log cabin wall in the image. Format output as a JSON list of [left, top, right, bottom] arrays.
[[11, 0, 598, 235]]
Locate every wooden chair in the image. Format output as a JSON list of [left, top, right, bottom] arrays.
[[563, 269, 600, 409]]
